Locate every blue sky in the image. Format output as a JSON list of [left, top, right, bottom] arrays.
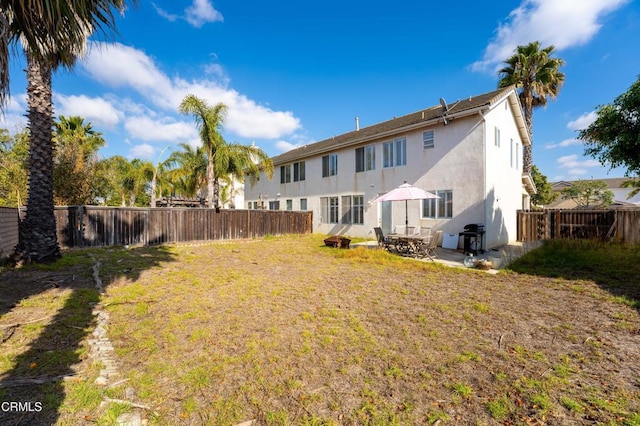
[[2, 0, 639, 182]]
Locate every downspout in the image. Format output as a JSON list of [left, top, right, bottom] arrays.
[[479, 109, 487, 250]]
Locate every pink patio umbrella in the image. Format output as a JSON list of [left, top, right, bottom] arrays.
[[374, 182, 439, 234]]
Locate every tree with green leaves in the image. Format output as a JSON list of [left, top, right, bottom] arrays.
[[561, 179, 614, 209], [0, 127, 28, 207], [179, 95, 274, 208], [2, 0, 135, 262], [530, 165, 558, 207], [579, 76, 640, 177], [164, 143, 207, 199], [498, 41, 565, 174], [53, 116, 105, 205]]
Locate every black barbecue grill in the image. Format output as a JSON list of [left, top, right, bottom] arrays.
[[459, 224, 485, 256]]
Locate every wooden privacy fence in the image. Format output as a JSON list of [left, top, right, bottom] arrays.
[[52, 206, 313, 249], [517, 208, 640, 244]]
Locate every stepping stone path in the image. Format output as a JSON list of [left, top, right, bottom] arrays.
[[87, 256, 146, 426]]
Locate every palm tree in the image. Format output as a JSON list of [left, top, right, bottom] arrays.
[[498, 41, 565, 174], [1, 1, 134, 262], [179, 94, 274, 209], [179, 95, 227, 208], [53, 116, 106, 205], [164, 143, 208, 199]]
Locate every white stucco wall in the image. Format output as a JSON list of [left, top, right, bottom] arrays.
[[482, 96, 528, 247]]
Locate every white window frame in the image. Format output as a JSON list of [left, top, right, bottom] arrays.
[[383, 137, 406, 168], [422, 190, 453, 219], [322, 154, 338, 177]]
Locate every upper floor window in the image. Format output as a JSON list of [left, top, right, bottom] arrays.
[[293, 161, 305, 181], [322, 154, 338, 177], [280, 165, 291, 184], [495, 127, 501, 147], [355, 145, 376, 172], [423, 130, 434, 149], [383, 137, 406, 168]]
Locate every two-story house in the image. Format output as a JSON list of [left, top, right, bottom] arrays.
[[245, 86, 535, 250]]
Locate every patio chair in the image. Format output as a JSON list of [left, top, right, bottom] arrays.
[[374, 227, 392, 250], [424, 230, 443, 261]]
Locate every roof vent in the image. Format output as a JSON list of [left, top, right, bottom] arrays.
[[355, 116, 360, 131]]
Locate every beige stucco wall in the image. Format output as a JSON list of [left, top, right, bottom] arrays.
[[0, 207, 19, 259]]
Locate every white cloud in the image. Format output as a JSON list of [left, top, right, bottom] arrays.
[[55, 94, 122, 129], [128, 143, 156, 160], [567, 111, 598, 131], [124, 116, 199, 143], [185, 0, 223, 27], [151, 2, 178, 22], [557, 154, 601, 176], [275, 140, 300, 153], [472, 0, 629, 72], [154, 0, 223, 28], [544, 138, 582, 149], [83, 43, 176, 109], [82, 42, 302, 141]]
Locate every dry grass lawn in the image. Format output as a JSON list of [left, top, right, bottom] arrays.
[[1, 235, 639, 425]]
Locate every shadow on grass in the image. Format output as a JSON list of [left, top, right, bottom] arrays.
[[0, 245, 176, 425], [508, 239, 640, 310]]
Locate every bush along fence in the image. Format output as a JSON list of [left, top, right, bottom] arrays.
[[5, 206, 313, 250], [517, 208, 640, 244]]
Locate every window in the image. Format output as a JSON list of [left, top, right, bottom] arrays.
[[510, 138, 514, 168], [321, 197, 339, 223], [280, 165, 291, 184], [495, 127, 501, 147], [353, 195, 364, 224], [337, 195, 364, 225], [286, 199, 293, 211], [355, 145, 375, 172], [269, 200, 280, 210], [293, 161, 305, 181], [423, 130, 434, 149], [322, 154, 338, 177], [341, 196, 352, 224], [383, 138, 406, 167], [300, 198, 307, 211], [422, 190, 453, 219]]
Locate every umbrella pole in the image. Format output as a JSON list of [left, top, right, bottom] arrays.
[[405, 200, 408, 235]]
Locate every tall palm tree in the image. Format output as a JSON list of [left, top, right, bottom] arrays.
[[179, 95, 227, 208], [179, 94, 274, 209], [498, 41, 565, 174], [1, 1, 134, 262]]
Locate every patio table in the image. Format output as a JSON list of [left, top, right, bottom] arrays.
[[386, 234, 431, 258]]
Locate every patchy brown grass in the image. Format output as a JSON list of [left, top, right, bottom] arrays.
[[1, 235, 639, 425]]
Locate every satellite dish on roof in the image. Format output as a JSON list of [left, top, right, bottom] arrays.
[[440, 97, 448, 112]]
